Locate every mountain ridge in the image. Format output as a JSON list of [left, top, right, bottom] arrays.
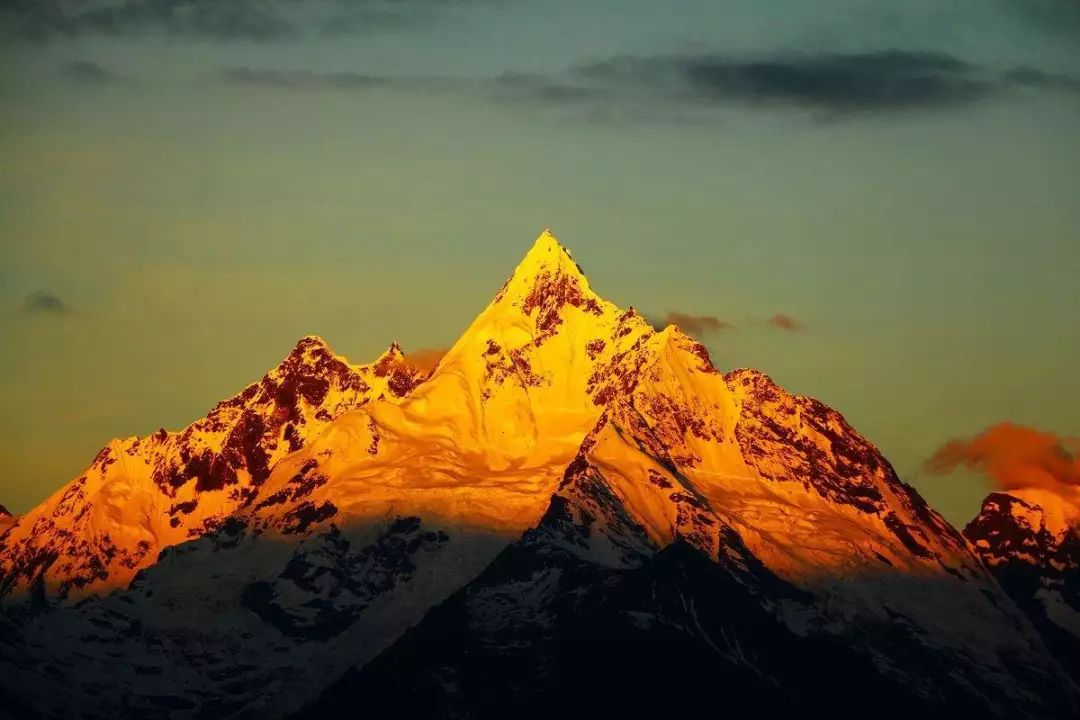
[[0, 230, 1075, 719]]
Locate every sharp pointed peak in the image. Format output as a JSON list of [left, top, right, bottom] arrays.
[[520, 228, 576, 267], [532, 227, 566, 250], [372, 341, 408, 370], [492, 229, 593, 305]]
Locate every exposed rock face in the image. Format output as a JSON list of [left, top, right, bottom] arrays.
[[302, 327, 1073, 719], [965, 490, 1080, 673], [0, 336, 425, 603], [0, 231, 1074, 719]]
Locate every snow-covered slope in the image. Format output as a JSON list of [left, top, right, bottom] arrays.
[[0, 336, 427, 603], [245, 231, 654, 539], [305, 321, 1074, 719], [0, 230, 1073, 719], [0, 231, 663, 717], [965, 490, 1080, 673]]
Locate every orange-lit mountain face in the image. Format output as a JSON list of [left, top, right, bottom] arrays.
[[0, 336, 427, 601], [0, 232, 1076, 719], [965, 489, 1080, 672], [0, 506, 14, 534]]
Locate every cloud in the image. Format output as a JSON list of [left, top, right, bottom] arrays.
[[498, 50, 1080, 121], [1003, 66, 1080, 94], [493, 72, 609, 105], [60, 60, 118, 84], [648, 311, 733, 338], [768, 313, 801, 331], [2, 0, 293, 41], [582, 51, 998, 115], [1003, 0, 1080, 35], [925, 423, 1080, 499], [220, 67, 466, 93], [222, 67, 388, 90], [405, 347, 448, 374], [0, 0, 441, 42], [23, 291, 70, 316], [220, 48, 1078, 114]]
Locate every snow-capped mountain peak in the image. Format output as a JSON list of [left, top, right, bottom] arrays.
[[0, 335, 411, 604], [2, 230, 1076, 719], [964, 489, 1080, 671]]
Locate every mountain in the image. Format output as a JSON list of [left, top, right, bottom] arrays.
[[0, 505, 14, 533], [965, 489, 1080, 673], [0, 231, 1075, 719], [0, 335, 427, 603], [302, 329, 1076, 719]]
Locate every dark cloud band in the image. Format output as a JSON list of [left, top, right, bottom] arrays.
[[1, 0, 437, 42], [572, 50, 1079, 116], [489, 49, 1080, 120], [222, 67, 388, 89]]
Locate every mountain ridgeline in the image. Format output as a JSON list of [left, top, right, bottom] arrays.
[[0, 231, 1076, 719]]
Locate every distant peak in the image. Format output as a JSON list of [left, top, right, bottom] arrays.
[[270, 335, 353, 378], [380, 342, 405, 360], [997, 488, 1080, 536], [291, 335, 332, 354], [0, 504, 9, 517], [372, 342, 411, 378]]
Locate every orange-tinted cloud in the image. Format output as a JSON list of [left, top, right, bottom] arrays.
[[405, 347, 449, 374], [769, 313, 801, 331], [651, 312, 733, 337], [924, 423, 1080, 497]]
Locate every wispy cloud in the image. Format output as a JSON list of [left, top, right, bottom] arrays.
[[222, 67, 388, 90], [648, 311, 733, 338], [497, 49, 1080, 121], [1003, 66, 1080, 93], [581, 51, 994, 115], [1, 0, 448, 42], [60, 60, 119, 84], [925, 422, 1080, 499], [23, 291, 70, 316], [1003, 0, 1080, 36], [768, 313, 801, 331], [213, 47, 1079, 123], [219, 66, 467, 94]]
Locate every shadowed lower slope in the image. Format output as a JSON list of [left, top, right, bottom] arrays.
[[1, 231, 1075, 719]]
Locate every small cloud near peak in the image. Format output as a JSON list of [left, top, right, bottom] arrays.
[[924, 422, 1080, 501], [648, 311, 733, 338], [24, 290, 70, 316], [769, 313, 801, 331]]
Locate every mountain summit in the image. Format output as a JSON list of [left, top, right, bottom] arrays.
[[0, 231, 1075, 719], [965, 489, 1080, 672]]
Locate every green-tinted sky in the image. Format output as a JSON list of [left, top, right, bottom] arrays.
[[1, 0, 1078, 523]]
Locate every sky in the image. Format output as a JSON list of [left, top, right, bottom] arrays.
[[1, 0, 1078, 524]]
